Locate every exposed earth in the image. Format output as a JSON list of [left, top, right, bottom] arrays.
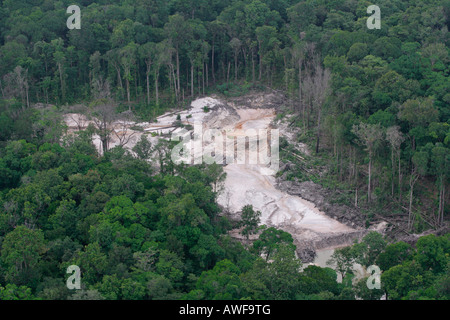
[[63, 92, 388, 265]]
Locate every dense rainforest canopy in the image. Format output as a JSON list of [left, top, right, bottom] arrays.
[[0, 0, 449, 300]]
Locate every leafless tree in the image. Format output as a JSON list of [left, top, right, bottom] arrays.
[[88, 99, 118, 155], [300, 44, 330, 143], [222, 189, 233, 215], [14, 66, 30, 109], [112, 111, 138, 148], [66, 104, 89, 131], [91, 76, 111, 100], [302, 48, 331, 154], [302, 71, 314, 130], [1, 73, 19, 100], [1, 66, 30, 111], [312, 64, 331, 154]]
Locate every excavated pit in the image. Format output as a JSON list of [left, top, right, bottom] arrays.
[[64, 93, 375, 264]]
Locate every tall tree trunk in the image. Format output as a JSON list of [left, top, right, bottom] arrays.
[[206, 63, 209, 88], [227, 61, 231, 85], [242, 48, 248, 81], [126, 78, 130, 103], [408, 170, 418, 230], [168, 64, 173, 98], [398, 152, 402, 203], [25, 81, 30, 109], [298, 58, 302, 114], [115, 65, 124, 99], [173, 65, 178, 100], [221, 61, 226, 81], [176, 48, 180, 98], [211, 43, 216, 85], [442, 182, 445, 226], [155, 69, 159, 106], [234, 54, 238, 81], [438, 177, 445, 226], [259, 52, 263, 81], [252, 52, 255, 84], [368, 151, 372, 203], [306, 94, 311, 129], [0, 79, 4, 99], [198, 66, 201, 95], [315, 108, 321, 154], [191, 63, 194, 97], [391, 148, 395, 197], [58, 62, 65, 101], [135, 65, 138, 99], [146, 72, 150, 105], [169, 64, 177, 101], [202, 63, 205, 95]]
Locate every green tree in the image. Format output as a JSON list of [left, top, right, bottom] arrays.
[[119, 42, 138, 104], [352, 123, 384, 203], [132, 135, 153, 160], [0, 284, 35, 300], [1, 226, 47, 289], [354, 276, 384, 300], [252, 227, 295, 261], [192, 259, 242, 300], [299, 265, 340, 296], [327, 246, 355, 279], [69, 242, 108, 286], [415, 234, 449, 274], [398, 97, 439, 150], [68, 289, 105, 300], [347, 43, 368, 62], [239, 205, 261, 240], [382, 260, 433, 300], [376, 241, 412, 271], [266, 244, 302, 300], [255, 25, 280, 82], [352, 232, 387, 268]]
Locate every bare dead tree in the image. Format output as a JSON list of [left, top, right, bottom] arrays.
[[112, 111, 138, 148], [300, 43, 330, 138], [302, 71, 314, 130], [68, 113, 88, 132], [2, 66, 30, 111], [91, 76, 111, 100], [14, 66, 30, 109], [1, 73, 19, 101], [88, 99, 118, 155], [303, 49, 331, 154], [66, 104, 89, 131], [223, 189, 233, 215]]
